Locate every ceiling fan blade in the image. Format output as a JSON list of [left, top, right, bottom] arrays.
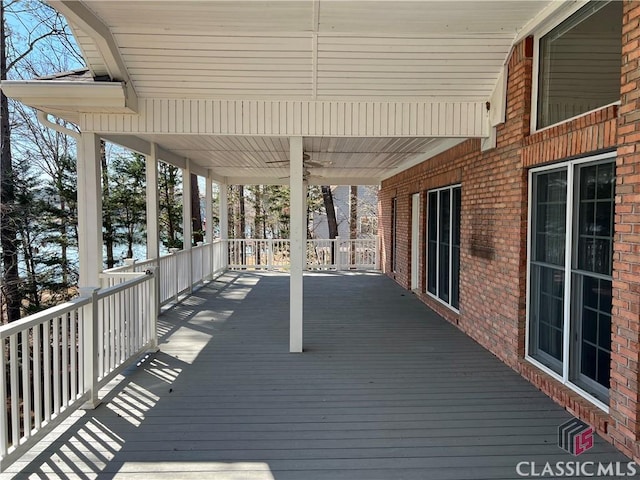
[[305, 161, 326, 168]]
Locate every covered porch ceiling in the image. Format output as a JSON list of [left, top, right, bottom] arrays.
[[100, 133, 465, 185], [3, 0, 569, 185]]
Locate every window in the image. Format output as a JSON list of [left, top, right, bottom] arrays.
[[528, 153, 615, 405], [536, 1, 622, 129], [427, 185, 461, 310], [391, 198, 398, 272]]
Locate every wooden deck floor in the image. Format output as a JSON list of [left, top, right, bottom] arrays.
[[2, 271, 631, 479]]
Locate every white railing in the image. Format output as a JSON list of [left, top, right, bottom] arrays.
[[228, 239, 291, 270], [102, 240, 227, 306], [103, 237, 377, 298], [0, 236, 377, 471], [228, 238, 378, 271], [0, 271, 157, 471]]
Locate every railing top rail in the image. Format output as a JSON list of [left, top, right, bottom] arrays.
[[100, 271, 148, 279], [0, 296, 91, 339], [102, 264, 134, 273], [96, 272, 153, 300]]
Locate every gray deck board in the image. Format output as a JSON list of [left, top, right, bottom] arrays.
[[1, 271, 631, 479]]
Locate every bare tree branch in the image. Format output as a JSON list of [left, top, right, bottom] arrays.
[[7, 28, 60, 71]]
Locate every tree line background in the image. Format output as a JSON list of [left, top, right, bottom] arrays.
[[0, 1, 378, 324]]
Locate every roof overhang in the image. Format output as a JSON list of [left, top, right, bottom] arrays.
[[0, 80, 136, 123]]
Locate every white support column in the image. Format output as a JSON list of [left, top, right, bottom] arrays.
[[219, 183, 229, 240], [77, 132, 103, 288], [182, 159, 193, 291], [146, 143, 160, 259], [205, 171, 213, 244], [182, 159, 192, 251], [289, 136, 305, 353], [219, 182, 229, 269]]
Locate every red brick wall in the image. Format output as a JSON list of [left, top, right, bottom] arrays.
[[380, 38, 533, 370], [379, 9, 638, 459], [610, 0, 640, 459]]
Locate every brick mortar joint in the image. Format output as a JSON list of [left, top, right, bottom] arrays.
[[523, 105, 619, 147]]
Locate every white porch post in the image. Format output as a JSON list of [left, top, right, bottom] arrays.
[[182, 159, 192, 251], [182, 159, 193, 291], [205, 171, 213, 244], [77, 132, 103, 288], [219, 182, 229, 269], [146, 143, 160, 259], [289, 136, 304, 353]]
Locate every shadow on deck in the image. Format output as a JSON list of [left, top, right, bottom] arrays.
[[1, 272, 631, 479]]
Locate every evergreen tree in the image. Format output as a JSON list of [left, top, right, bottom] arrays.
[[158, 161, 183, 249], [111, 153, 146, 258]]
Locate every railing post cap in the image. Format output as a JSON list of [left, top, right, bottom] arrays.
[[169, 248, 180, 254], [79, 286, 100, 297], [124, 258, 136, 266]]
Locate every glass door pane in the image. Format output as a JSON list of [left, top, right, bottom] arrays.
[[438, 190, 451, 303], [572, 161, 614, 399], [529, 169, 567, 373], [427, 192, 438, 295]]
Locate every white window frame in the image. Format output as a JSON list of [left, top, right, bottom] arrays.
[[530, 1, 621, 134], [426, 184, 461, 313], [525, 150, 615, 412]]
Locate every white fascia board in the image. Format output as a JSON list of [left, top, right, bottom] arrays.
[[380, 138, 467, 182], [0, 80, 133, 112]]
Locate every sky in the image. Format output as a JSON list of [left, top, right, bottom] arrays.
[[4, 0, 85, 80]]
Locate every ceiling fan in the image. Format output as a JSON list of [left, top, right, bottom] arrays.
[[266, 152, 332, 168]]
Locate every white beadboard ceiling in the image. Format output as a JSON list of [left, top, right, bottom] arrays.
[[135, 134, 455, 184], [68, 0, 552, 100], [41, 0, 556, 183]]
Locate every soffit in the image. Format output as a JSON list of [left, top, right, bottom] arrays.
[[63, 0, 552, 100], [134, 134, 452, 184]]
